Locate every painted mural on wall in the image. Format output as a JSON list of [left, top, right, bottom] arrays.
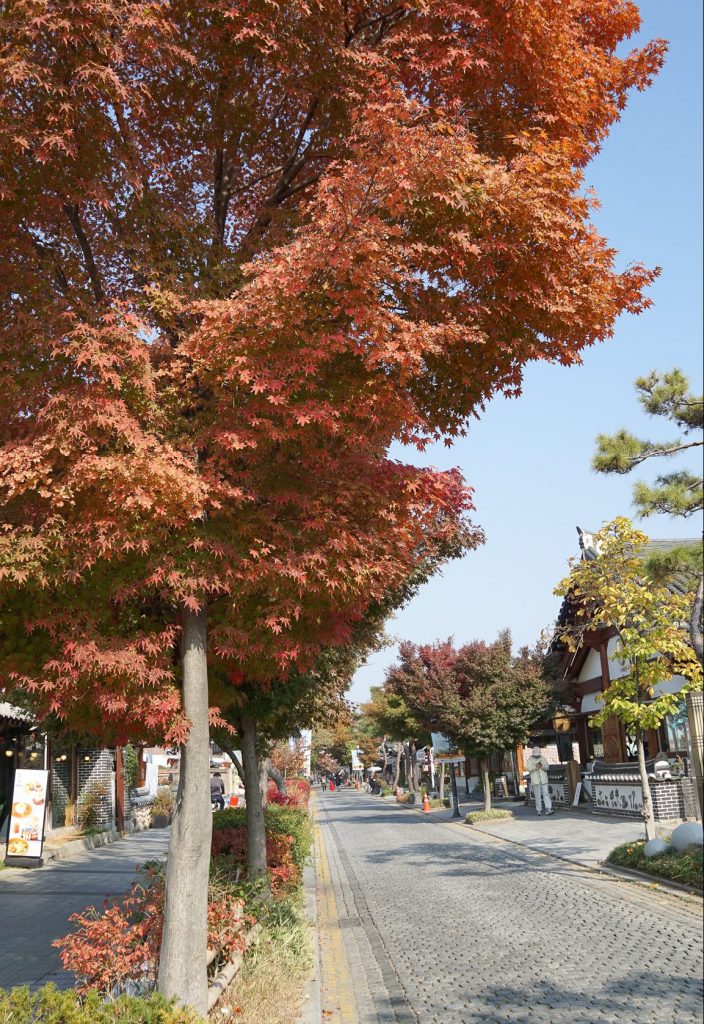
[[592, 781, 643, 815]]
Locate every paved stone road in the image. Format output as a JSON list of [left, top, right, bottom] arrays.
[[315, 790, 703, 1024], [0, 830, 169, 990]]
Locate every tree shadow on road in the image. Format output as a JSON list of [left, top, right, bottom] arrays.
[[449, 966, 703, 1023]]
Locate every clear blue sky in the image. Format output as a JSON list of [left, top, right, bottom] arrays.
[[348, 0, 703, 707]]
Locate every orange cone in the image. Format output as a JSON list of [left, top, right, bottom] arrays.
[[422, 793, 431, 813]]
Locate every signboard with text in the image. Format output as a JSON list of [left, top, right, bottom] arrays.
[[4, 769, 49, 868]]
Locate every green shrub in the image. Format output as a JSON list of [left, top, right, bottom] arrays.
[[607, 840, 703, 890], [0, 986, 201, 1023], [465, 809, 513, 824], [212, 804, 312, 871]]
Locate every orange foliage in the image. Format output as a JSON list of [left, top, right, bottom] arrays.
[[0, 2, 662, 736]]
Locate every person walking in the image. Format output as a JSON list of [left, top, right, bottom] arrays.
[[210, 771, 225, 811], [321, 776, 328, 792], [525, 746, 553, 816]]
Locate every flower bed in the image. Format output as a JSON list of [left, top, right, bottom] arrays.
[[607, 840, 703, 890]]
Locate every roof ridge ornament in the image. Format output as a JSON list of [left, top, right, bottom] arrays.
[[576, 525, 601, 560]]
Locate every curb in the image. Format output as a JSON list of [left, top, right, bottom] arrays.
[[596, 861, 704, 899], [43, 829, 123, 863], [364, 790, 702, 906], [297, 833, 321, 1023], [2, 829, 123, 873], [463, 821, 702, 904]]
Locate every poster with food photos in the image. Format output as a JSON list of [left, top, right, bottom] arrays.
[[6, 769, 48, 863]]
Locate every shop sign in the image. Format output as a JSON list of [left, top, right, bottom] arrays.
[[4, 768, 49, 868]]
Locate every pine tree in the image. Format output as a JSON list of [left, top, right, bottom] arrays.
[[593, 370, 703, 662]]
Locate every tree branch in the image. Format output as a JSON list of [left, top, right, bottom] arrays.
[[26, 231, 69, 295], [63, 203, 105, 303]]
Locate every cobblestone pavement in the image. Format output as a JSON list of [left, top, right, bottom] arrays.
[[314, 790, 703, 1024], [0, 830, 170, 990]]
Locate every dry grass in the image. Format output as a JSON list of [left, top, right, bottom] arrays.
[[220, 897, 313, 1024]]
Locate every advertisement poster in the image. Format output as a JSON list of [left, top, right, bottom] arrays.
[[4, 768, 49, 867]]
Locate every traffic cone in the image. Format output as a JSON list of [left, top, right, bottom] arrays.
[[422, 793, 431, 813]]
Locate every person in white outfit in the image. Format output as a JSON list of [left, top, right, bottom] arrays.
[[525, 746, 553, 815]]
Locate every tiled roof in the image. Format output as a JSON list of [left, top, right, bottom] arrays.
[[0, 701, 33, 724]]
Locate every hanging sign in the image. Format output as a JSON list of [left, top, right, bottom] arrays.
[[4, 768, 49, 868]]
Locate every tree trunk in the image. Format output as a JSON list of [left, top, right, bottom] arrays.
[[636, 726, 656, 841], [410, 741, 419, 793], [240, 713, 268, 877], [219, 742, 244, 787], [158, 605, 212, 1016], [381, 737, 389, 777], [267, 760, 286, 795], [393, 745, 402, 789], [403, 743, 413, 793], [259, 756, 270, 805], [690, 574, 703, 666], [481, 759, 492, 813]]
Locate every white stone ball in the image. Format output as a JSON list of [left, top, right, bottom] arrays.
[[670, 821, 704, 853], [643, 838, 668, 860]]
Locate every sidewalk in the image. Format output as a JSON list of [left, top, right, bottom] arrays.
[[458, 798, 646, 867], [373, 790, 648, 869], [0, 829, 169, 990]]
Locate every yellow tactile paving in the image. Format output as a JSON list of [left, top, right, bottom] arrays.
[[314, 799, 359, 1023]]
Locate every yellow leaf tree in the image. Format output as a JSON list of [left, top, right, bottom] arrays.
[[555, 517, 702, 840]]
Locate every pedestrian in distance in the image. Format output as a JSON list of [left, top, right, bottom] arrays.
[[321, 777, 328, 791], [525, 746, 554, 816], [210, 772, 225, 811]]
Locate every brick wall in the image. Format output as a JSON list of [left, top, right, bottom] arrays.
[[50, 758, 71, 828], [76, 748, 115, 830], [651, 778, 687, 822]]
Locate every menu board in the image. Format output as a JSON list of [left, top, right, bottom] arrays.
[[4, 769, 49, 867]]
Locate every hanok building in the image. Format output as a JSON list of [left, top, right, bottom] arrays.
[[550, 528, 702, 821], [1, 700, 129, 841]]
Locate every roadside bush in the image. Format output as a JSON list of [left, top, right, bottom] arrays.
[[0, 985, 200, 1022], [54, 865, 250, 996], [607, 840, 703, 890], [265, 805, 312, 870], [212, 805, 312, 872], [465, 809, 513, 825], [211, 828, 299, 895]]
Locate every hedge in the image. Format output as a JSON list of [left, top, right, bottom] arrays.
[[212, 804, 312, 870], [0, 986, 200, 1023]]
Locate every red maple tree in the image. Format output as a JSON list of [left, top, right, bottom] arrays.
[[1, 2, 663, 1010]]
